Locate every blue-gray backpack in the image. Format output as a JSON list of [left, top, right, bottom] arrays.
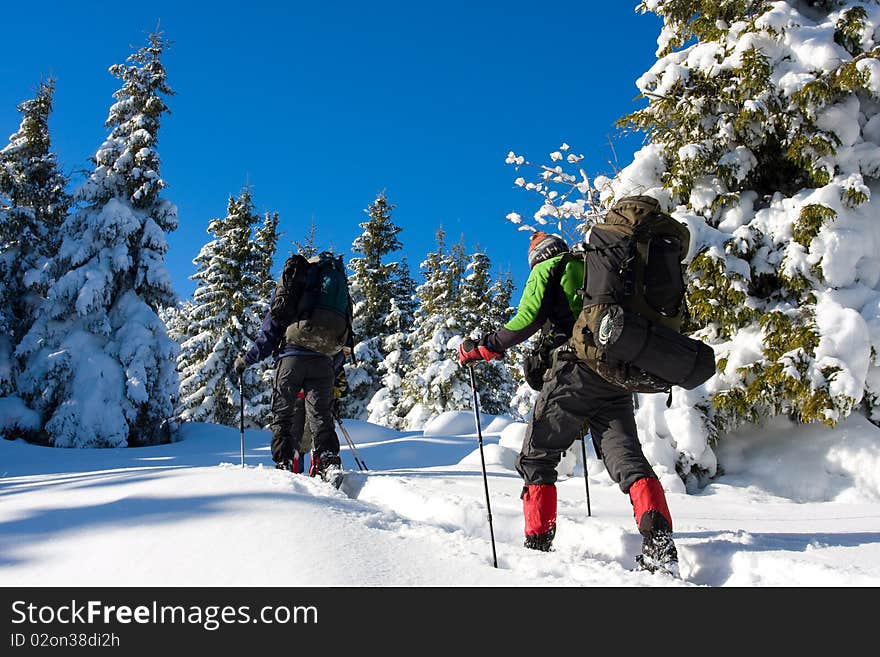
[[271, 251, 353, 355], [570, 195, 716, 394]]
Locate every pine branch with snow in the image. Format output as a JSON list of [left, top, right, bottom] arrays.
[[504, 144, 605, 245]]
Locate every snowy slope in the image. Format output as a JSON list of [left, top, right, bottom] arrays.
[[2, 411, 879, 587]]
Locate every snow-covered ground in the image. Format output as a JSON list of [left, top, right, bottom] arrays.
[[2, 410, 879, 587]]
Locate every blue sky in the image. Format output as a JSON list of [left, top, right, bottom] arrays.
[[1, 1, 662, 302]]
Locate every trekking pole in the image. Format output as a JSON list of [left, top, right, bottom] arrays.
[[239, 373, 245, 468], [335, 414, 368, 471], [463, 340, 498, 568], [580, 436, 591, 517]]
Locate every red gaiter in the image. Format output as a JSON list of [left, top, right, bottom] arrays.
[[522, 484, 557, 536], [628, 477, 673, 533]]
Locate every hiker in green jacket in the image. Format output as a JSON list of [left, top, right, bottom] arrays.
[[458, 231, 679, 576]]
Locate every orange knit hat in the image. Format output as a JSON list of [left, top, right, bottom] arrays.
[[527, 231, 568, 269]]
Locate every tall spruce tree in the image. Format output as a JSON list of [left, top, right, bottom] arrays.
[[366, 256, 418, 427], [596, 1, 880, 479], [176, 188, 273, 428], [247, 210, 280, 425], [399, 230, 490, 428], [392, 256, 418, 323], [349, 193, 403, 336], [457, 250, 518, 415], [16, 32, 178, 447], [340, 193, 410, 419], [0, 79, 70, 399]]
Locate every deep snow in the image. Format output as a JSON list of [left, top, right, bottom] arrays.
[[2, 409, 879, 587]]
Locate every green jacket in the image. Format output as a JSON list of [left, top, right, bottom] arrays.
[[483, 253, 584, 355]]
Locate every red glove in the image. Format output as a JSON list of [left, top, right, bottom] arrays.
[[458, 338, 502, 366]]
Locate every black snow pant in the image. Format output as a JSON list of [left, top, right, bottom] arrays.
[[270, 393, 312, 467], [515, 354, 658, 493], [292, 395, 313, 453], [269, 355, 339, 464]]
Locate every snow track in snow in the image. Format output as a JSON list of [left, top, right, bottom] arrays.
[[275, 465, 693, 586]]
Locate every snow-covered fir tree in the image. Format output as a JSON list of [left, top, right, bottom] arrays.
[[291, 216, 319, 259], [457, 250, 518, 415], [587, 0, 880, 484], [0, 79, 71, 403], [176, 188, 275, 429], [349, 193, 404, 337], [400, 230, 500, 428], [399, 228, 455, 427], [16, 33, 178, 447], [340, 193, 412, 420], [247, 209, 280, 425], [366, 256, 418, 428], [253, 211, 280, 301]]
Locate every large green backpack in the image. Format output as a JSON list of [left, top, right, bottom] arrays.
[[570, 195, 715, 393], [271, 251, 353, 356]]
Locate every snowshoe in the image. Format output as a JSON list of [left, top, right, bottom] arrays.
[[524, 526, 555, 552], [310, 451, 344, 489], [634, 530, 680, 577], [322, 466, 344, 490]]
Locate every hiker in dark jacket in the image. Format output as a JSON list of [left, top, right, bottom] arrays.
[[458, 231, 679, 575], [288, 359, 350, 473], [234, 288, 344, 480]]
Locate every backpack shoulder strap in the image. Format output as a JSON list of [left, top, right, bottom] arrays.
[[549, 250, 576, 274], [541, 252, 579, 332]]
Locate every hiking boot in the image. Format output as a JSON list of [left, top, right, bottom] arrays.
[[635, 529, 679, 577], [310, 450, 343, 485], [275, 460, 293, 472], [524, 526, 555, 552]]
